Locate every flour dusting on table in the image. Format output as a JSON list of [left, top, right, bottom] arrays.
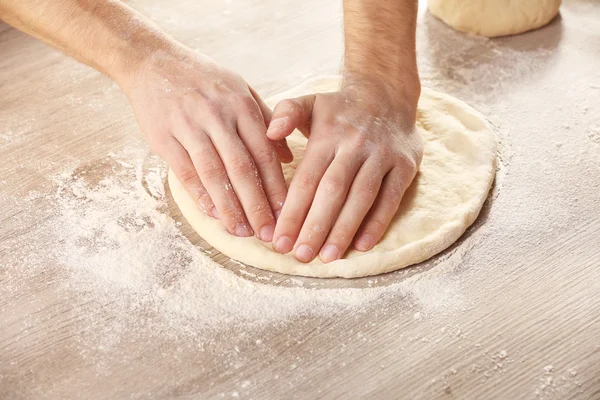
[[36, 147, 470, 344]]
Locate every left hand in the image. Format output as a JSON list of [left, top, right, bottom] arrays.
[[266, 76, 424, 263]]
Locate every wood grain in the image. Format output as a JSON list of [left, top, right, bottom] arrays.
[[1, 0, 600, 399]]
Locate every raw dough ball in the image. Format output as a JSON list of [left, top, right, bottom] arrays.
[[428, 0, 561, 37], [169, 76, 497, 278]]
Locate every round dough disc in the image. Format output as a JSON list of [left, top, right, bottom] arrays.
[[169, 76, 497, 278], [428, 0, 561, 37]]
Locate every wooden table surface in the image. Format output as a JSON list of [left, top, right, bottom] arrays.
[[1, 1, 599, 399]]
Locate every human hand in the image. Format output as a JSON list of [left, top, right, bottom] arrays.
[[121, 48, 292, 241], [266, 76, 423, 263]]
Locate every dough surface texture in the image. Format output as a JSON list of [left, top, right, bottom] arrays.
[[428, 0, 561, 37], [169, 76, 497, 278]]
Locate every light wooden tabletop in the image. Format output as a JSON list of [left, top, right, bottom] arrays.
[[1, 1, 599, 399]]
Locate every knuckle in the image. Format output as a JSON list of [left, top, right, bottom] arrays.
[[248, 201, 269, 215], [320, 176, 344, 194], [351, 132, 369, 148], [319, 122, 338, 138], [384, 186, 403, 204], [306, 223, 326, 235], [229, 155, 256, 176], [332, 222, 355, 241], [202, 164, 226, 181], [177, 109, 196, 131], [294, 173, 318, 189], [367, 218, 388, 234], [355, 183, 378, 202], [219, 202, 243, 222], [278, 99, 298, 113], [193, 155, 226, 181], [253, 147, 277, 167], [398, 154, 418, 171], [178, 168, 199, 187], [215, 117, 237, 135], [205, 107, 235, 132], [385, 171, 406, 193], [189, 147, 213, 164], [205, 96, 223, 115], [280, 212, 301, 227], [233, 94, 256, 111], [376, 145, 393, 160], [267, 187, 287, 203]]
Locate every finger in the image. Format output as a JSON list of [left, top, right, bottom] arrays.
[[354, 167, 408, 252], [181, 130, 253, 237], [249, 85, 293, 163], [272, 143, 334, 255], [208, 116, 275, 241], [163, 137, 217, 218], [273, 138, 294, 164], [293, 154, 363, 263], [266, 95, 316, 140], [236, 101, 289, 239], [319, 160, 386, 263], [248, 85, 273, 124]]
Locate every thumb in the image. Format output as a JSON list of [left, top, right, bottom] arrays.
[[266, 94, 316, 140], [248, 85, 294, 163]]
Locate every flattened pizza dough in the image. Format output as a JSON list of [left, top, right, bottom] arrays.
[[169, 76, 497, 278]]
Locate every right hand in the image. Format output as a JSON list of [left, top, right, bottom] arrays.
[[121, 48, 292, 241], [266, 75, 423, 263]]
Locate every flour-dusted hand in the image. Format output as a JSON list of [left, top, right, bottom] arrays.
[[122, 50, 292, 241], [0, 0, 293, 241], [261, 0, 421, 263], [266, 76, 423, 263]]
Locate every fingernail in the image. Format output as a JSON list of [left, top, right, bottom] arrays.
[[211, 207, 220, 219], [294, 244, 314, 263], [320, 244, 340, 263], [234, 223, 253, 237], [274, 209, 282, 220], [355, 234, 374, 251], [274, 236, 293, 253], [197, 200, 207, 215], [268, 117, 287, 133], [259, 225, 274, 242]]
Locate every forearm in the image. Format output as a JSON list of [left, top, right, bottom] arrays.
[[0, 0, 180, 88], [342, 0, 419, 96]]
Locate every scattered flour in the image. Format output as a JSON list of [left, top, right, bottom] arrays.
[[534, 365, 583, 399], [418, 20, 559, 108], [6, 146, 470, 347]]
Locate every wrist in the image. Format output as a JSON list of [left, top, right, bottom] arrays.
[[105, 26, 184, 94], [341, 69, 421, 119]]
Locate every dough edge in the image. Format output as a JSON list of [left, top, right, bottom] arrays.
[[168, 84, 497, 279]]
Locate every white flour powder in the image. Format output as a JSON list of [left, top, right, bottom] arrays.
[[40, 146, 471, 340]]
